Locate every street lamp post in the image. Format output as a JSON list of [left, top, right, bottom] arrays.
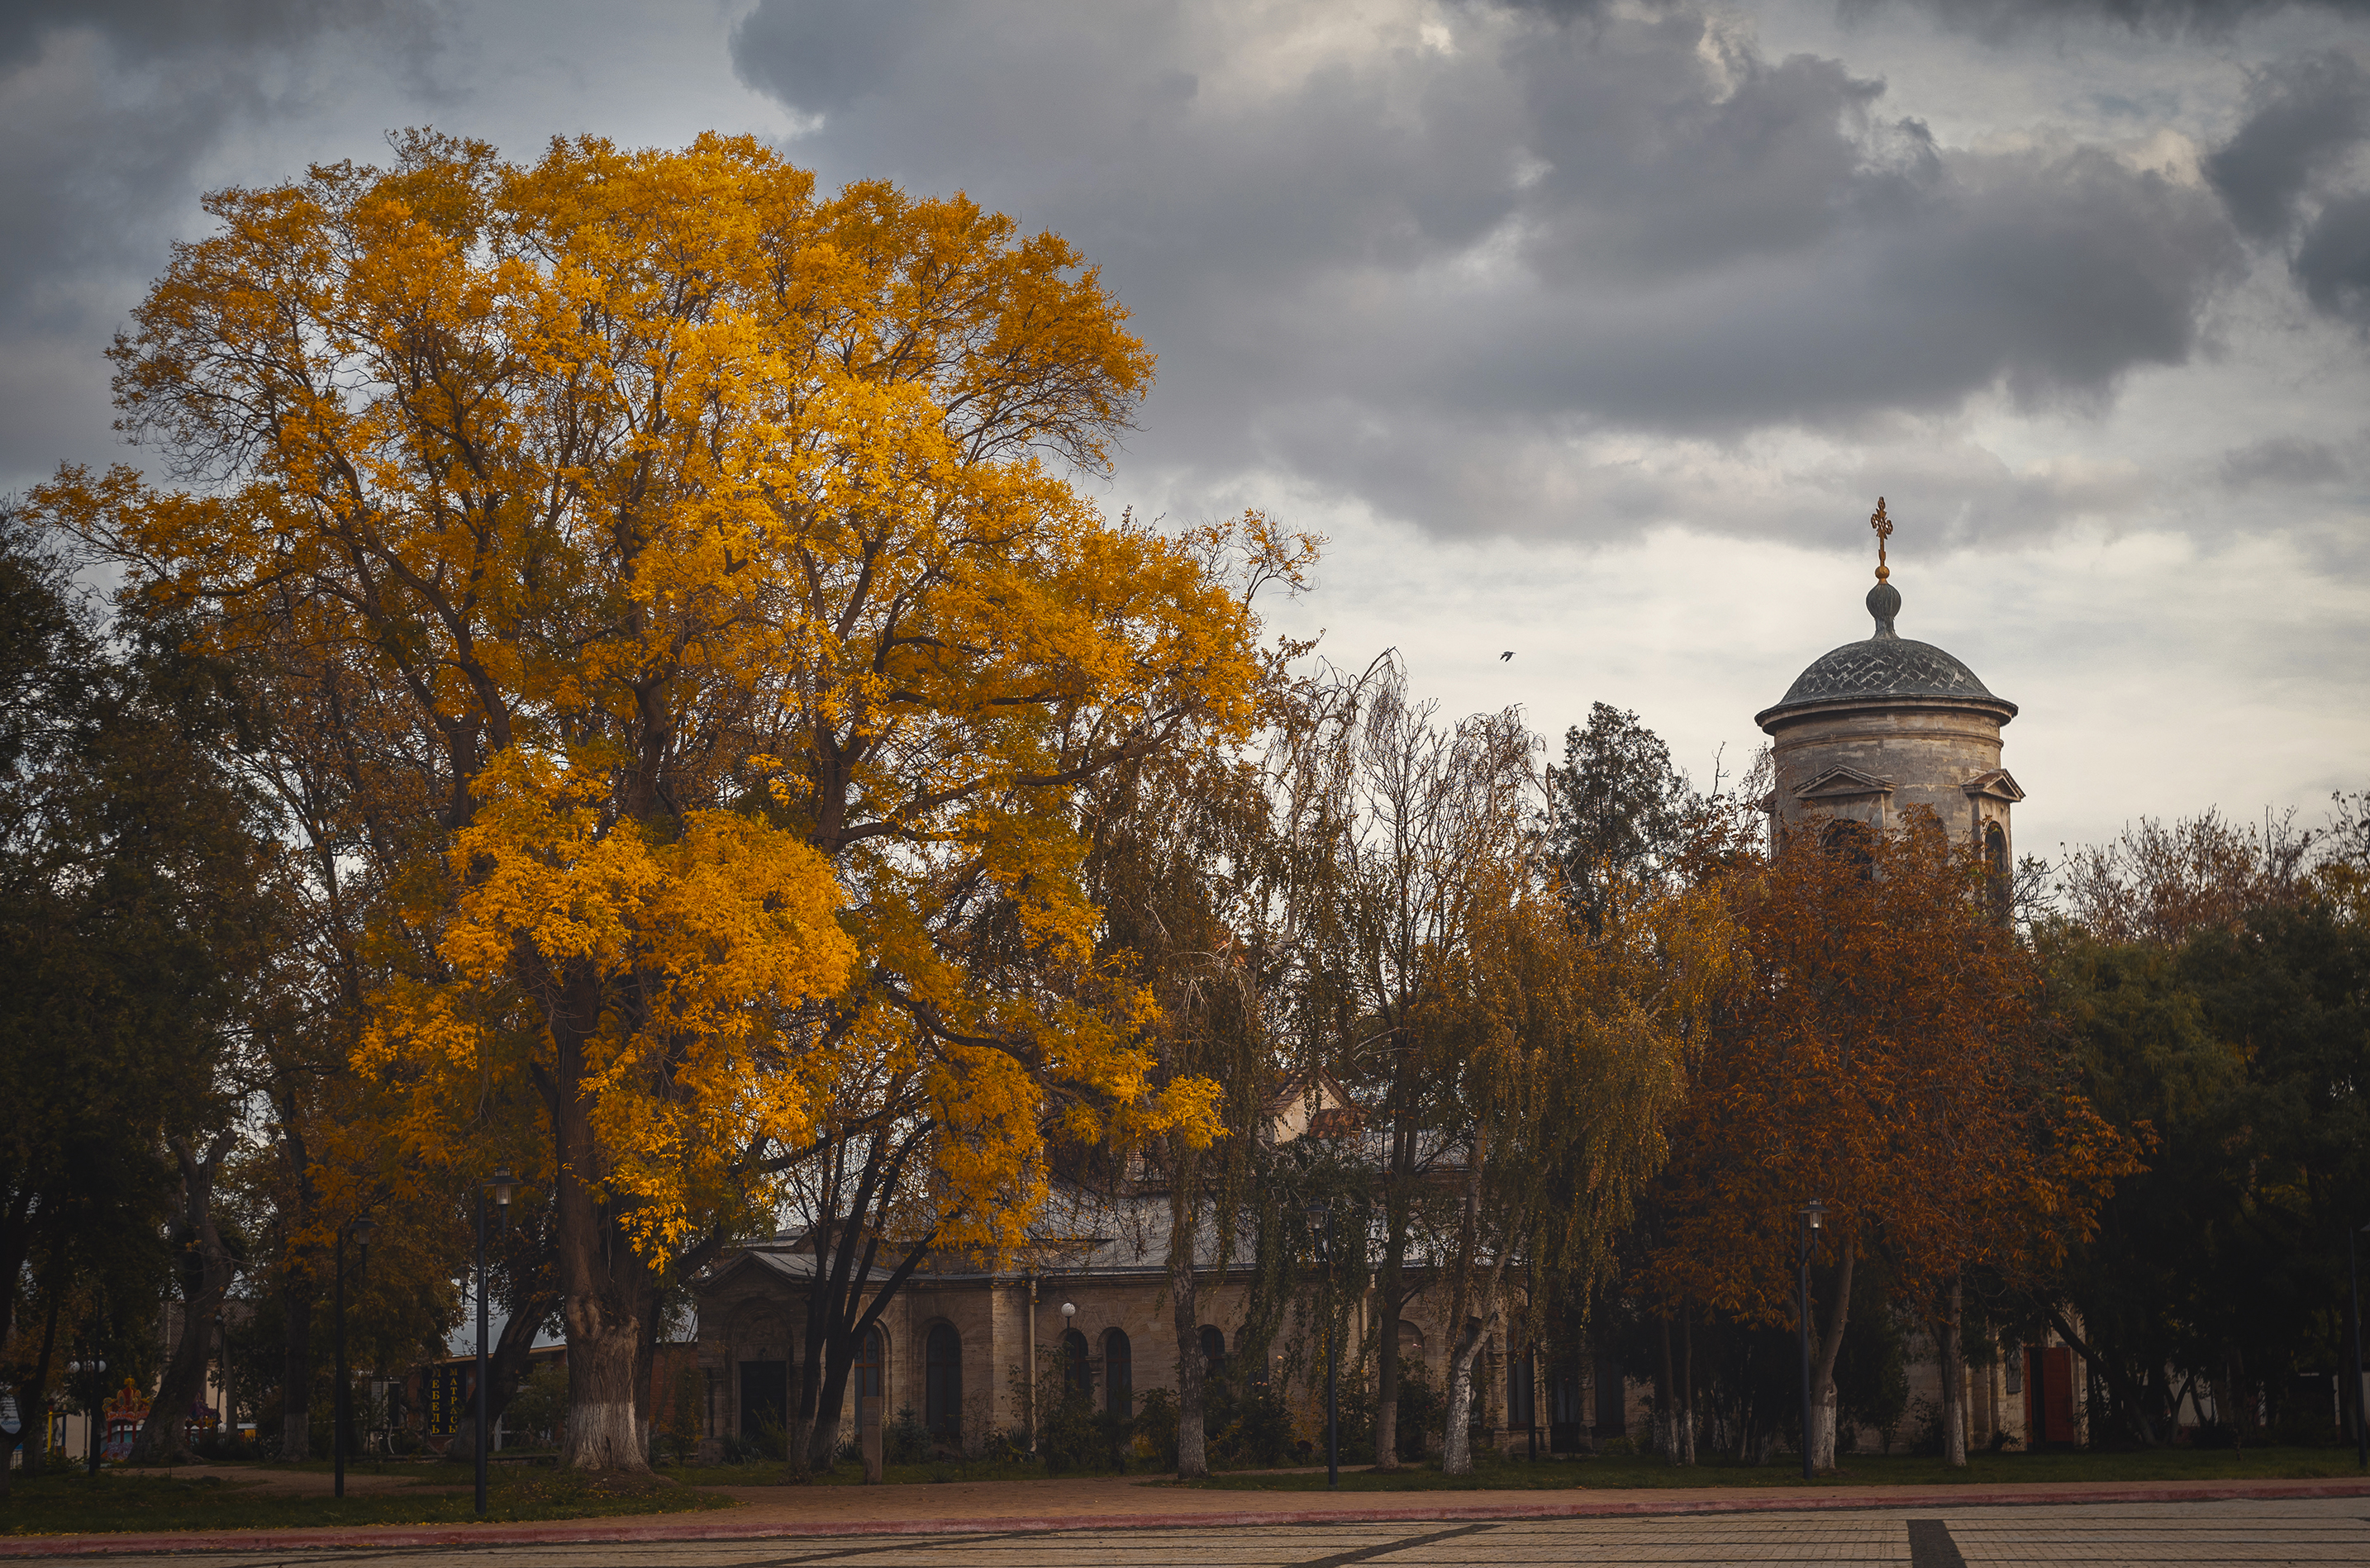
[[475, 1169, 512, 1518], [1059, 1300, 1078, 1404], [64, 1358, 106, 1474], [1797, 1200, 1824, 1484], [2350, 1223, 2368, 1473], [1306, 1205, 1339, 1490], [333, 1217, 377, 1499]]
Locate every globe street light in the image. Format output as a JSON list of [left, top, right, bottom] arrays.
[[334, 1216, 377, 1499], [475, 1169, 512, 1517], [1797, 1200, 1825, 1483]]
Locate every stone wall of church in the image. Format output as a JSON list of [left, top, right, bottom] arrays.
[[697, 1262, 1533, 1461], [1767, 702, 2011, 859]]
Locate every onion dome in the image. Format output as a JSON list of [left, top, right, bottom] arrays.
[[1755, 578, 2015, 730]]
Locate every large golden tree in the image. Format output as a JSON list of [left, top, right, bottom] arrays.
[[41, 131, 1256, 1469]]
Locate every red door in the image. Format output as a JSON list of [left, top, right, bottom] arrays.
[[2026, 1347, 2076, 1444]]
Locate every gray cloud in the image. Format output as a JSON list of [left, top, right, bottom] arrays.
[[731, 0, 2250, 538], [1859, 0, 2370, 44], [0, 0, 427, 71], [0, 0, 442, 482], [2295, 189, 2370, 320], [2220, 434, 2349, 483], [2205, 49, 2367, 238]]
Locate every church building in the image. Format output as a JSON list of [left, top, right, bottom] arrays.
[[683, 501, 2084, 1466]]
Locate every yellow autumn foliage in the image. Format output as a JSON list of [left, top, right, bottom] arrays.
[[39, 128, 1255, 1317]]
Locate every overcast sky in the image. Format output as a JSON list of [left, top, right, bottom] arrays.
[[4, 0, 2366, 859]]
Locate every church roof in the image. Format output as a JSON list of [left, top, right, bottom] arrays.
[[1756, 578, 2015, 729]]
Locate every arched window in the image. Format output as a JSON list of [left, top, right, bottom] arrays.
[[1820, 818, 1874, 876], [1062, 1328, 1091, 1400], [854, 1327, 883, 1431], [1508, 1342, 1535, 1431], [1986, 822, 2011, 923], [925, 1323, 962, 1442], [1103, 1329, 1132, 1418], [1198, 1324, 1227, 1376]]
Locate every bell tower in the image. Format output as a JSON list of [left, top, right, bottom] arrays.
[[1755, 500, 2022, 889]]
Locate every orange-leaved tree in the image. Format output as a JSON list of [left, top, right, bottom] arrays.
[[39, 131, 1260, 1469], [1645, 815, 2130, 1470]]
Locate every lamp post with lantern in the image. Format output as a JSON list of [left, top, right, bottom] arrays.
[[64, 1357, 106, 1474], [475, 1169, 512, 1517], [1306, 1204, 1339, 1490], [2349, 1222, 2368, 1472], [1059, 1301, 1078, 1406], [333, 1216, 377, 1499], [1797, 1200, 1824, 1482]]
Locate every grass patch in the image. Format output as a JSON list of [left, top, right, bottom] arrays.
[[0, 1465, 738, 1536], [1192, 1447, 2370, 1492]]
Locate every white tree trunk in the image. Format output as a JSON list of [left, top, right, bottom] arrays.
[[1440, 1321, 1490, 1475]]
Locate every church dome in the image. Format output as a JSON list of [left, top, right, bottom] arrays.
[[1755, 580, 2015, 728]]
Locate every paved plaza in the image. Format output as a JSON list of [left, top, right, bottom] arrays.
[[21, 1497, 2370, 1566]]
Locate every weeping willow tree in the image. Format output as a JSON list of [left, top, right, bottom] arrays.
[[1065, 516, 1321, 1477], [1426, 856, 1738, 1473]]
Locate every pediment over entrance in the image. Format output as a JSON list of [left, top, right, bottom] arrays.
[[1961, 768, 2026, 804], [1794, 764, 1895, 803]]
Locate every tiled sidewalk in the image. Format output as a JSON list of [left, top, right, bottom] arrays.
[[7, 1477, 2368, 1562], [12, 1497, 2370, 1566]]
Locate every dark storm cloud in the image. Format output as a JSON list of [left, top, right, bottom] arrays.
[[2197, 48, 2370, 326], [732, 0, 2249, 537], [2295, 190, 2370, 321], [2205, 50, 2367, 238]]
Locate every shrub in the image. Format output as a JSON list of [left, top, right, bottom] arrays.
[[888, 1405, 931, 1465], [1135, 1386, 1180, 1470]]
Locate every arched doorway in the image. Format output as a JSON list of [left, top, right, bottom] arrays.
[[1103, 1329, 1132, 1418], [1508, 1342, 1535, 1435], [925, 1323, 962, 1442]]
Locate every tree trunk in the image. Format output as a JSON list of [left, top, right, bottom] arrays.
[[1806, 1233, 1855, 1471], [1168, 1177, 1206, 1479], [548, 971, 653, 1474], [442, 1291, 554, 1466], [2044, 1303, 2158, 1447], [2, 1246, 65, 1491], [1939, 1273, 1967, 1467], [131, 1133, 238, 1466], [280, 1276, 313, 1459], [1374, 1232, 1406, 1470], [278, 1124, 315, 1461], [1680, 1307, 1696, 1466], [1440, 1314, 1488, 1475], [1655, 1314, 1677, 1463]]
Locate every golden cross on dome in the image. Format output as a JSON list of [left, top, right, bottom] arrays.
[[1870, 497, 1893, 582]]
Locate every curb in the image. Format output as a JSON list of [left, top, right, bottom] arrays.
[[7, 1477, 2368, 1557]]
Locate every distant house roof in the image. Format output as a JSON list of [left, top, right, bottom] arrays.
[[1263, 1067, 1363, 1145]]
